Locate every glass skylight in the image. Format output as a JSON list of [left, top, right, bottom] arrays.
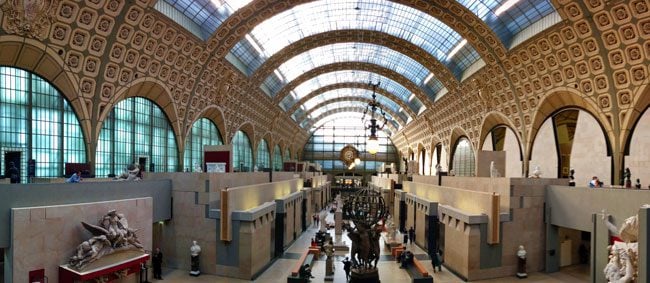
[[275, 70, 424, 114], [298, 88, 403, 118], [294, 96, 408, 126], [456, 0, 559, 48], [311, 114, 393, 136], [308, 109, 398, 134], [260, 43, 439, 98], [229, 0, 480, 81], [160, 0, 252, 40]]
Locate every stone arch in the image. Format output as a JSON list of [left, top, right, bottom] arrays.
[[621, 82, 650, 153], [526, 88, 612, 163], [0, 37, 92, 155], [192, 105, 227, 144], [479, 111, 521, 152], [105, 78, 180, 146], [251, 29, 459, 93], [274, 62, 429, 107], [287, 82, 417, 118], [231, 122, 256, 146]]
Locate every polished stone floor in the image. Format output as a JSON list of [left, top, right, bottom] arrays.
[[151, 212, 589, 283]]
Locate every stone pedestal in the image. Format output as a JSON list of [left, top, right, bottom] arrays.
[[350, 268, 380, 283], [335, 210, 343, 235], [326, 258, 334, 275]]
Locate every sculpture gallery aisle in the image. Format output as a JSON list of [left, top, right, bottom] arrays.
[[154, 211, 588, 282]]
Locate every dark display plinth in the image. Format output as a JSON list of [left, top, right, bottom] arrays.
[[350, 268, 380, 283], [59, 251, 149, 283]]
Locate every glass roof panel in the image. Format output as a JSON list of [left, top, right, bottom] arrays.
[[309, 101, 369, 120], [308, 108, 398, 131], [311, 114, 393, 135], [456, 0, 559, 48], [297, 88, 402, 116], [260, 42, 440, 98], [275, 70, 422, 114], [230, 0, 480, 79], [161, 0, 252, 40]]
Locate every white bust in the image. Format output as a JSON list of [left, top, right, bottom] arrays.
[[190, 240, 201, 257], [517, 245, 526, 259]]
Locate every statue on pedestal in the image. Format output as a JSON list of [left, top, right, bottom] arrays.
[[516, 245, 527, 278], [190, 240, 201, 276], [490, 161, 500, 178], [529, 165, 542, 178], [324, 239, 335, 276], [601, 206, 649, 282]]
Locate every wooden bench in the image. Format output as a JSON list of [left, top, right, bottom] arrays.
[[391, 245, 405, 258], [287, 249, 317, 283], [404, 257, 433, 283]]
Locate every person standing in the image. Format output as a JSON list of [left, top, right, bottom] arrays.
[[342, 257, 352, 281], [408, 227, 415, 246], [152, 247, 163, 279], [402, 231, 409, 246], [8, 162, 19, 183]]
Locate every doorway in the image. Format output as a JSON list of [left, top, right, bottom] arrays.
[[4, 151, 21, 183]]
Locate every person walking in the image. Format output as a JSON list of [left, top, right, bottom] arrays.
[[152, 247, 163, 279], [431, 251, 442, 273], [342, 256, 352, 281], [402, 231, 409, 246], [408, 226, 415, 246]]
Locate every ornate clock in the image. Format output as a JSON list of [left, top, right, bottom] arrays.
[[340, 145, 359, 166]]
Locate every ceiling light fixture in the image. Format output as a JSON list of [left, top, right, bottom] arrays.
[[362, 81, 387, 155]]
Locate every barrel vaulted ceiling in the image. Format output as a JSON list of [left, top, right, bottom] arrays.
[[6, 0, 648, 178], [157, 0, 560, 135]]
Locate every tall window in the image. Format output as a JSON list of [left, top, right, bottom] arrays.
[[232, 130, 252, 172], [184, 118, 222, 171], [302, 118, 398, 172], [256, 139, 270, 170], [96, 97, 178, 177], [451, 137, 475, 176], [284, 148, 291, 161], [273, 144, 282, 171], [0, 67, 85, 181]]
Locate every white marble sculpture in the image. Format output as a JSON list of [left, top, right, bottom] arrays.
[[516, 245, 527, 278], [69, 210, 144, 270], [490, 161, 500, 178], [602, 205, 649, 282], [194, 162, 203, 173], [115, 164, 141, 181], [190, 240, 202, 276], [530, 165, 542, 178]]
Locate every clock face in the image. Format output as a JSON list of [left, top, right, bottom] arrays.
[[340, 145, 358, 163]]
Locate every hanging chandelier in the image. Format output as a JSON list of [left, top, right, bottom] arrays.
[[362, 81, 387, 155]]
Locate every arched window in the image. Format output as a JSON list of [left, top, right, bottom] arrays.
[[451, 137, 475, 176], [0, 67, 86, 182], [302, 119, 398, 172], [273, 144, 283, 171], [96, 97, 178, 176], [284, 148, 291, 161], [256, 139, 270, 170], [184, 118, 222, 171], [232, 131, 252, 172]]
